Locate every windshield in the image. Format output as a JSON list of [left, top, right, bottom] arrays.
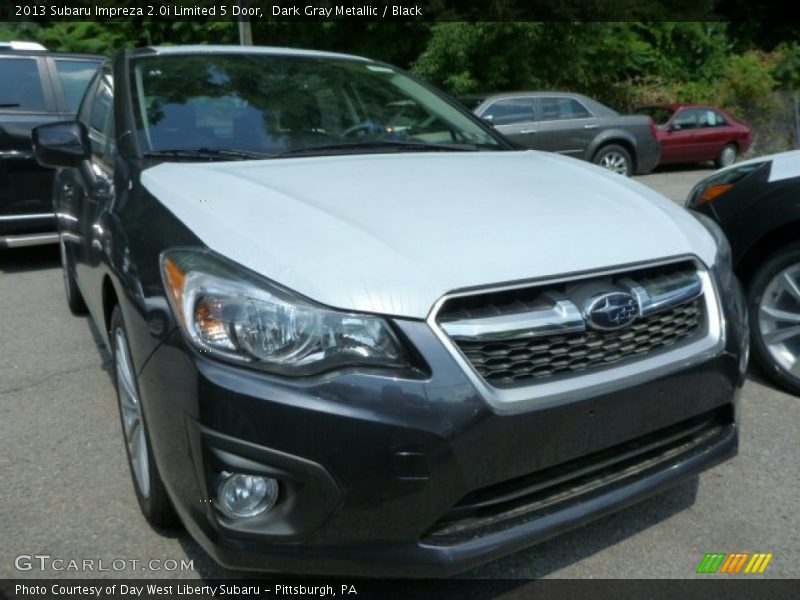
[[635, 106, 675, 127], [129, 53, 503, 158]]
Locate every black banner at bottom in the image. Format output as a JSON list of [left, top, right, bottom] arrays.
[[0, 579, 798, 600]]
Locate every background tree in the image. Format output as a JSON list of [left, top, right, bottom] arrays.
[[0, 17, 797, 113]]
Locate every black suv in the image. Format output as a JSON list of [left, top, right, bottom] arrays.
[[0, 46, 101, 248]]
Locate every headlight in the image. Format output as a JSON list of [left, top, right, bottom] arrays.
[[692, 211, 733, 286], [686, 162, 766, 209], [160, 249, 410, 376]]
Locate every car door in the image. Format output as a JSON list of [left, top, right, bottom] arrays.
[[477, 97, 538, 147], [694, 109, 730, 160], [532, 96, 598, 156], [69, 65, 115, 318], [0, 54, 60, 222], [661, 108, 702, 162]]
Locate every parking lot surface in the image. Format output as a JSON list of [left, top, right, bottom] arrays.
[[1, 167, 797, 580]]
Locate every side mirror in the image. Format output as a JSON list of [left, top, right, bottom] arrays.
[[668, 122, 680, 132], [481, 116, 495, 128], [32, 121, 89, 168]]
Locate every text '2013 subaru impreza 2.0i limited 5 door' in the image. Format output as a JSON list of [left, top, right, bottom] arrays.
[[33, 46, 749, 576]]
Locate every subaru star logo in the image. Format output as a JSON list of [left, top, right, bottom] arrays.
[[584, 292, 639, 330]]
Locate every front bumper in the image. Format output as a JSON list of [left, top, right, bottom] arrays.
[[134, 282, 746, 576]]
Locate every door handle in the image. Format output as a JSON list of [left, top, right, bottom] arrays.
[[583, 124, 598, 129], [519, 129, 537, 134]]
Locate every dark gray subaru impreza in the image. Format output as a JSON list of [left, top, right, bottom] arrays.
[[33, 45, 748, 575]]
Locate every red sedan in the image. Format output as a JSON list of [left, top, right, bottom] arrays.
[[635, 104, 752, 168]]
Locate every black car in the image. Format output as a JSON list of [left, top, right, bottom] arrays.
[[32, 46, 746, 576], [0, 46, 101, 248], [463, 92, 661, 176], [688, 151, 800, 395]]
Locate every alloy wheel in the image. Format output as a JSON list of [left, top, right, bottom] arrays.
[[758, 263, 800, 383], [115, 327, 151, 499], [599, 151, 629, 175]]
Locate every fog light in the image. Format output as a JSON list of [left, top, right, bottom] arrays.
[[216, 472, 279, 519]]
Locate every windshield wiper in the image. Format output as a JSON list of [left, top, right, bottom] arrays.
[[272, 140, 481, 158], [142, 148, 271, 161]]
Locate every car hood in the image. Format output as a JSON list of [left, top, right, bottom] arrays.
[[142, 151, 716, 319], [714, 149, 800, 183]]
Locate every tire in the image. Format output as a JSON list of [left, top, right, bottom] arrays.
[[593, 144, 632, 176], [747, 243, 800, 396], [715, 143, 737, 168], [59, 236, 88, 315], [110, 306, 178, 526]]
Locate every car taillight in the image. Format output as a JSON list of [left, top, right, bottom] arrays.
[[648, 117, 658, 140]]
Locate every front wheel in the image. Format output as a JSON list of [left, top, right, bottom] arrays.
[[593, 145, 632, 176], [748, 243, 800, 396], [111, 306, 178, 526]]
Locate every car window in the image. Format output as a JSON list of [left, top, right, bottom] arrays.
[[130, 54, 502, 156], [77, 72, 100, 124], [481, 98, 535, 126], [86, 72, 114, 166], [539, 97, 592, 121], [698, 109, 728, 128], [672, 109, 700, 130], [54, 59, 102, 113], [0, 57, 45, 111]]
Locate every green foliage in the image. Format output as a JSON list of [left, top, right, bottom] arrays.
[[717, 50, 778, 115], [0, 19, 793, 117], [773, 43, 800, 91], [36, 23, 128, 53], [410, 21, 755, 110], [0, 21, 41, 42], [626, 47, 781, 119], [412, 22, 544, 95], [633, 22, 730, 82], [536, 22, 655, 106]]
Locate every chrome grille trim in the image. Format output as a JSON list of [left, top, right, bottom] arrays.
[[620, 270, 703, 317], [439, 270, 703, 343], [426, 256, 725, 415], [440, 293, 585, 341]]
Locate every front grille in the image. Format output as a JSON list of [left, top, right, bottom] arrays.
[[457, 299, 702, 386], [422, 407, 733, 546], [436, 261, 706, 388]]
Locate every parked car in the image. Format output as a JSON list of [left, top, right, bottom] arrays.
[[33, 45, 747, 576], [635, 104, 752, 168], [0, 45, 101, 248], [0, 41, 47, 51], [463, 92, 660, 176], [688, 150, 800, 395]]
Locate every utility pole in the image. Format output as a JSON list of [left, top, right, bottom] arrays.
[[237, 1, 253, 45], [238, 19, 253, 45]]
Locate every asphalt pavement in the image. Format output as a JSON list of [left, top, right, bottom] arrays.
[[0, 166, 797, 580]]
